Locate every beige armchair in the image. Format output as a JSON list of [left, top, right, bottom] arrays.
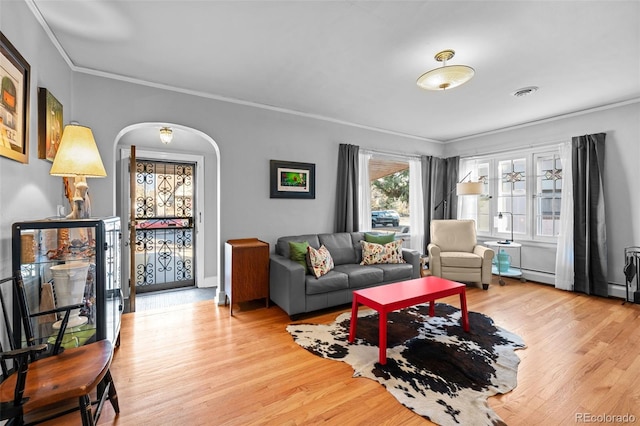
[[427, 219, 495, 289]]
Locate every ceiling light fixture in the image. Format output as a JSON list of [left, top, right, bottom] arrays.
[[417, 49, 475, 91], [159, 127, 173, 144]]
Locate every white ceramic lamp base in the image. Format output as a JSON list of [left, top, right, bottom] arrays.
[[50, 262, 90, 329]]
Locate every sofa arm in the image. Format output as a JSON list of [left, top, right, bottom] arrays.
[[474, 245, 495, 285], [427, 243, 441, 277], [402, 248, 421, 278], [269, 254, 307, 317]]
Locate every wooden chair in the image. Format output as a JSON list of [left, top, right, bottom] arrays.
[[0, 273, 120, 425]]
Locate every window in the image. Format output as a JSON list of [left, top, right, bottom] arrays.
[[459, 146, 563, 242], [535, 153, 563, 237], [368, 156, 409, 233], [359, 152, 424, 252]]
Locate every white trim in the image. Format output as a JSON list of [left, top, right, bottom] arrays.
[[448, 98, 640, 143]]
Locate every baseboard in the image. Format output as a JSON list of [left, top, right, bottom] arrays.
[[521, 269, 555, 285], [518, 271, 630, 301], [200, 275, 218, 288]]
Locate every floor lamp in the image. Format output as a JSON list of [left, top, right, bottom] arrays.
[[434, 171, 483, 212]]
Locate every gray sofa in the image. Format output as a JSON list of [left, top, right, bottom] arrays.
[[269, 232, 421, 317]]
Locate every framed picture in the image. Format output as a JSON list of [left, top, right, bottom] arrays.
[[270, 160, 316, 199], [0, 32, 30, 164], [38, 88, 63, 162]]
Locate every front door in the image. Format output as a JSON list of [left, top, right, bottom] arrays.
[[133, 159, 196, 293]]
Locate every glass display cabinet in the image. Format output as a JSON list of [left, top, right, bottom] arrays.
[[11, 217, 122, 349]]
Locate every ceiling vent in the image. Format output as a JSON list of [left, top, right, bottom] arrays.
[[512, 86, 539, 97]]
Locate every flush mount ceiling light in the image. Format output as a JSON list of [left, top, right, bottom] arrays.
[[417, 49, 475, 91], [159, 126, 173, 144]]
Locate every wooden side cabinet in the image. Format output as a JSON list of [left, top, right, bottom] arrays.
[[224, 238, 269, 315]]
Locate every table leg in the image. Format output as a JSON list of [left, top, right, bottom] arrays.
[[349, 297, 359, 343], [459, 289, 470, 332], [379, 310, 387, 365], [428, 300, 435, 317]]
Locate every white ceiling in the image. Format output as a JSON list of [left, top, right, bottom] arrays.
[[28, 0, 640, 143]]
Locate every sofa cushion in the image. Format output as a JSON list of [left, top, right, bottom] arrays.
[[351, 232, 365, 264], [276, 235, 320, 258], [333, 264, 384, 288], [318, 233, 357, 265], [440, 252, 483, 268], [288, 241, 309, 273], [305, 270, 349, 295], [360, 240, 405, 265], [364, 232, 395, 244], [307, 245, 335, 278], [370, 263, 414, 282]]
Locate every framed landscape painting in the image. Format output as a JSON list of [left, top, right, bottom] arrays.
[[270, 160, 316, 199], [0, 32, 30, 164], [38, 88, 63, 162]]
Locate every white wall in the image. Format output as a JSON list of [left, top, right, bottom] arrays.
[[0, 1, 74, 277], [445, 101, 640, 289]]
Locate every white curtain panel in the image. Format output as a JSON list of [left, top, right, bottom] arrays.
[[555, 140, 574, 290], [409, 158, 425, 253], [357, 152, 372, 232]]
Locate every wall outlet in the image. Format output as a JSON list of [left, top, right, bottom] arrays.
[[57, 205, 65, 217]]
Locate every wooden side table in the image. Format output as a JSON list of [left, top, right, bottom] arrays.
[[224, 238, 270, 315]]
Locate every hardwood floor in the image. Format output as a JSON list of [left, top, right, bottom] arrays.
[[45, 277, 640, 425]]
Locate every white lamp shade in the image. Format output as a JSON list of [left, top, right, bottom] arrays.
[[456, 181, 483, 195], [50, 124, 107, 178]]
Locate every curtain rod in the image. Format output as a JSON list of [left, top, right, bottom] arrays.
[[459, 139, 568, 159], [361, 148, 424, 160]]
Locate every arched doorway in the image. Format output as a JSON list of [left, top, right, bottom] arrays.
[[113, 123, 221, 311]]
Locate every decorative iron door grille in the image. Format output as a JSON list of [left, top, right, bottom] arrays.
[[134, 160, 195, 293]]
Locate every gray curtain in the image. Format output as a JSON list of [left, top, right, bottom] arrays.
[[335, 143, 359, 232], [572, 133, 608, 296], [422, 155, 459, 246]]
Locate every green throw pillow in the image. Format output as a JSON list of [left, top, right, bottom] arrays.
[[289, 241, 309, 273], [364, 232, 395, 245]]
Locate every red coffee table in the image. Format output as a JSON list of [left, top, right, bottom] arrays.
[[348, 276, 469, 365]]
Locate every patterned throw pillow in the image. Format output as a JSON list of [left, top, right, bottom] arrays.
[[360, 239, 405, 265], [307, 245, 335, 278]]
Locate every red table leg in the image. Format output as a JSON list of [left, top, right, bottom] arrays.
[[428, 300, 435, 317], [349, 296, 359, 343], [459, 288, 470, 332], [379, 310, 387, 365]]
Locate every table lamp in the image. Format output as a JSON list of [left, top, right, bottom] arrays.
[[50, 123, 106, 219]]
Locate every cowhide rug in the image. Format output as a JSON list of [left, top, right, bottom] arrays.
[[287, 303, 525, 426]]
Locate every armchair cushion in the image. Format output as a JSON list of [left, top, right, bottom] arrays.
[[440, 252, 483, 268], [430, 219, 477, 252]]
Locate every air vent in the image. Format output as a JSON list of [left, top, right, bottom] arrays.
[[512, 86, 539, 97]]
